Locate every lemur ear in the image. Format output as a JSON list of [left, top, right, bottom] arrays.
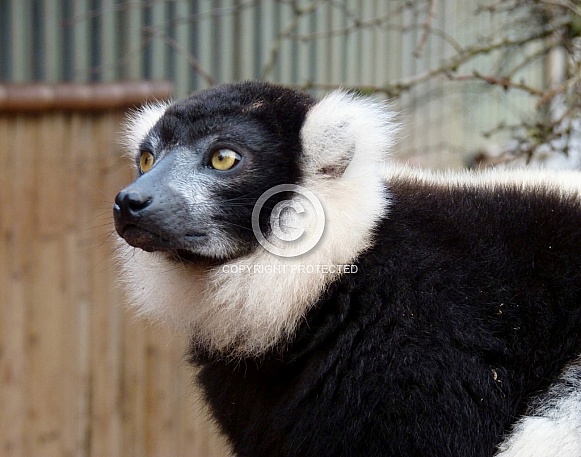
[[300, 91, 398, 178]]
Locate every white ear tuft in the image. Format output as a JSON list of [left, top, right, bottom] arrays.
[[300, 91, 398, 178], [121, 101, 171, 157]]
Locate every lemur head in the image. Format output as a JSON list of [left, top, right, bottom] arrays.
[[114, 81, 397, 356], [115, 82, 315, 262]]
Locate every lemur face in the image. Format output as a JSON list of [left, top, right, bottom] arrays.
[[114, 82, 315, 262]]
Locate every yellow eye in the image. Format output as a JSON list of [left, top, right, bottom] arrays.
[[210, 149, 241, 171], [139, 151, 155, 173]]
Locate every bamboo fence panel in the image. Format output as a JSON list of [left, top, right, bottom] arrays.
[[0, 85, 230, 457]]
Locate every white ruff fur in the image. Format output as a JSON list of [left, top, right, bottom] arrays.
[[117, 91, 397, 357]]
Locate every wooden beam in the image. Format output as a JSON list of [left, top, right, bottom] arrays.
[[0, 81, 172, 112]]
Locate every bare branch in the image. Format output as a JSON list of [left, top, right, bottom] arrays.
[[414, 0, 437, 57], [539, 0, 580, 15], [143, 26, 215, 86], [451, 72, 544, 97], [261, 0, 326, 79]]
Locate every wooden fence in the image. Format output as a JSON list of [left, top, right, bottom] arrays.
[[0, 82, 229, 457]]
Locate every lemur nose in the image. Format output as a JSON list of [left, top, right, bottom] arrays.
[[114, 189, 153, 216]]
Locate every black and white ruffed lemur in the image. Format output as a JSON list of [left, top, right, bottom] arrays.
[[113, 81, 581, 457]]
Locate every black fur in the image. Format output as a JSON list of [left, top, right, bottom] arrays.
[[192, 177, 581, 457]]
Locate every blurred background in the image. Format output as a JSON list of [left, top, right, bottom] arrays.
[[1, 1, 580, 456]]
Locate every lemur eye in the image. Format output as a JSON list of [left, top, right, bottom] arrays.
[[210, 149, 241, 171], [139, 151, 155, 173]]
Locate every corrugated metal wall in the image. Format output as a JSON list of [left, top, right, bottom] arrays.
[[0, 0, 546, 168]]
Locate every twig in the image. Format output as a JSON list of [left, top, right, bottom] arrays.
[[143, 26, 215, 86], [261, 0, 325, 79], [539, 0, 580, 15], [414, 0, 437, 57], [451, 71, 544, 97], [291, 20, 464, 55], [537, 71, 581, 108]]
